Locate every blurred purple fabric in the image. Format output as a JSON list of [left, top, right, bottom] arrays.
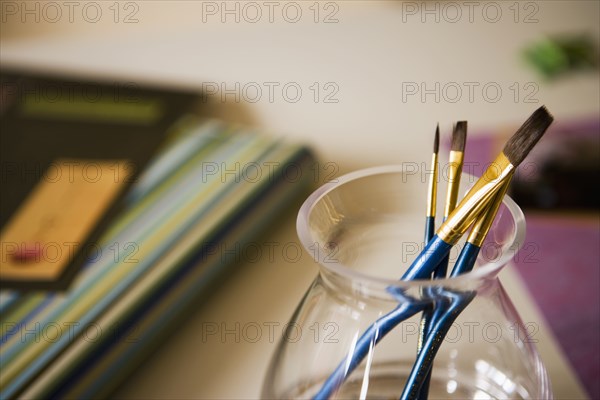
[[446, 117, 600, 399], [513, 214, 599, 399]]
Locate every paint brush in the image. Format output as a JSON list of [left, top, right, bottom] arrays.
[[424, 124, 440, 243], [400, 180, 513, 400], [416, 121, 467, 400], [435, 121, 467, 278], [414, 125, 441, 400], [401, 106, 553, 281]]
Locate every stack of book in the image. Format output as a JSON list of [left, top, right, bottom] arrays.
[[0, 113, 314, 397]]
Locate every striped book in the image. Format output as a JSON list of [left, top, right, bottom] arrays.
[[0, 117, 315, 398]]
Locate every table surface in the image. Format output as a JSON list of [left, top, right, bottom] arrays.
[[1, 1, 597, 398]]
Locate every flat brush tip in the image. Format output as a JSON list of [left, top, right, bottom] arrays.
[[503, 106, 554, 166], [451, 121, 467, 151], [434, 123, 440, 153]]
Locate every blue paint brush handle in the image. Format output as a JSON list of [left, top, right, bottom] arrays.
[[411, 243, 482, 400], [415, 247, 453, 398], [417, 239, 450, 400], [313, 302, 426, 400], [400, 290, 476, 400], [407, 233, 452, 357], [432, 216, 449, 279], [415, 216, 438, 400], [401, 235, 452, 281], [432, 254, 449, 279], [450, 242, 480, 277], [414, 291, 449, 400], [424, 216, 435, 243]]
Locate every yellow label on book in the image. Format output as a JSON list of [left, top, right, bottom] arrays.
[[0, 159, 132, 281]]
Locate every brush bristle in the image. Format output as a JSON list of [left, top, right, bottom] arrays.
[[433, 124, 440, 153], [503, 106, 554, 166], [451, 121, 467, 152]]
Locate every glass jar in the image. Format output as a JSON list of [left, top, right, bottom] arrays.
[[262, 166, 552, 399]]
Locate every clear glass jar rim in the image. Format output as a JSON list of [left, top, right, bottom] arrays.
[[297, 165, 526, 289]]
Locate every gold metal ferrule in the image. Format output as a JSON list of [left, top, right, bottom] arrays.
[[426, 152, 438, 218], [467, 176, 513, 247], [444, 150, 465, 217], [437, 152, 514, 244]]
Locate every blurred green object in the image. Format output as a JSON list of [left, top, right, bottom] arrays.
[[524, 34, 598, 79]]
